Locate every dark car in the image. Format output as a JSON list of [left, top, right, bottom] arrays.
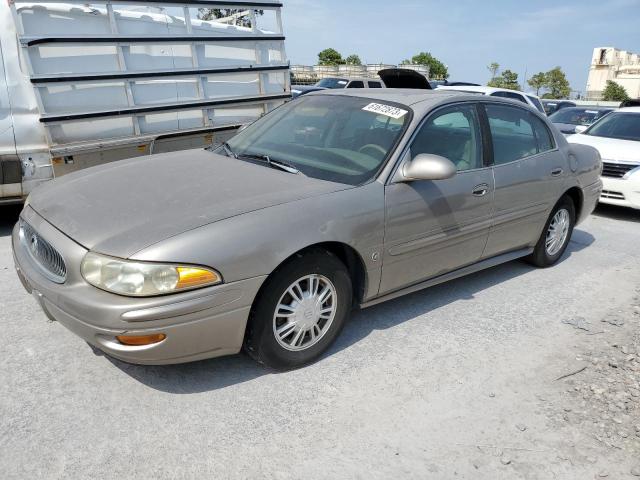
[[542, 100, 576, 115], [548, 106, 615, 135]]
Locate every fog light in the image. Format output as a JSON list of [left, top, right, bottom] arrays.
[[116, 333, 166, 346]]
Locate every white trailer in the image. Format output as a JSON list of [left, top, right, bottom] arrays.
[[0, 0, 290, 204]]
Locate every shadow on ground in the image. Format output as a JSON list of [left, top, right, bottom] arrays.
[[592, 204, 640, 223], [0, 205, 21, 236], [106, 229, 595, 394]]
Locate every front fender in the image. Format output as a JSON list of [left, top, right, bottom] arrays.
[[132, 181, 386, 300]]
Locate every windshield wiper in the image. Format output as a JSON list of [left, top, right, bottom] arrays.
[[236, 153, 301, 175]]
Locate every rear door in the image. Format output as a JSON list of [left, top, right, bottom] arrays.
[[481, 102, 565, 257], [380, 102, 494, 294]]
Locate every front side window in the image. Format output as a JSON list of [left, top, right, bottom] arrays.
[[347, 81, 365, 88], [410, 104, 483, 172], [585, 112, 640, 141], [225, 95, 411, 185]]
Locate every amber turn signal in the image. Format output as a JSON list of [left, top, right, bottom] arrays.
[[176, 267, 220, 289], [116, 333, 166, 346]]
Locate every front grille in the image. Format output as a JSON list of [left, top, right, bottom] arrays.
[[20, 221, 67, 283], [601, 190, 625, 200], [601, 161, 638, 178]]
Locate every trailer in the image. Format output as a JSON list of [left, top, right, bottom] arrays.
[[0, 0, 290, 204]]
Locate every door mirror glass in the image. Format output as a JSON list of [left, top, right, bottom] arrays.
[[574, 124, 588, 134], [402, 154, 457, 181]]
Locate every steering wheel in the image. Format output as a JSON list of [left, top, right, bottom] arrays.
[[358, 144, 387, 159]]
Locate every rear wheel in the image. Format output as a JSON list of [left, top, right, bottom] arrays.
[[244, 250, 352, 370], [527, 196, 575, 268]]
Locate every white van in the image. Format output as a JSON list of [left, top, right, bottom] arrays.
[[0, 0, 289, 204]]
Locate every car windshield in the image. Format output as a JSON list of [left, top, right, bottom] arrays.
[[315, 78, 349, 89], [550, 108, 607, 126], [585, 112, 640, 141], [225, 95, 411, 185]]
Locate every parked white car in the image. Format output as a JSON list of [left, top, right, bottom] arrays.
[[436, 85, 545, 114], [567, 107, 640, 209]]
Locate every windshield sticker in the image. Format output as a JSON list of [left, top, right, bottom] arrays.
[[585, 110, 599, 114], [362, 103, 408, 119], [337, 80, 348, 85]]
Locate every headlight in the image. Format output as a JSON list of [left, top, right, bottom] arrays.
[[81, 252, 221, 297]]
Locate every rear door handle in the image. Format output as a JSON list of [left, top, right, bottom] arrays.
[[551, 168, 563, 177], [472, 184, 489, 197]]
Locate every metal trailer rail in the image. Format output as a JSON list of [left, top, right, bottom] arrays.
[[5, 0, 289, 182]]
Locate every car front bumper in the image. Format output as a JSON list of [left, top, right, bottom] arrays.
[[12, 207, 266, 365], [599, 174, 640, 210]]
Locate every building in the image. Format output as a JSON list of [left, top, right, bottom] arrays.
[[586, 47, 640, 100]]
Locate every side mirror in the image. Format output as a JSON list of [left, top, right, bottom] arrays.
[[574, 125, 588, 134], [401, 154, 457, 181]]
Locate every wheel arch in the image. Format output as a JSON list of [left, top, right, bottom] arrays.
[[253, 241, 368, 309], [563, 186, 584, 220]]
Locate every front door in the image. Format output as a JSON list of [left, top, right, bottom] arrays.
[[380, 103, 494, 295]]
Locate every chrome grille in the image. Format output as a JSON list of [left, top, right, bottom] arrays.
[[20, 221, 67, 283], [601, 190, 625, 200], [601, 161, 637, 178]]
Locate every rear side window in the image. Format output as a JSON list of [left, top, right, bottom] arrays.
[[347, 81, 365, 88], [368, 81, 382, 88], [527, 95, 545, 114], [529, 115, 555, 152], [485, 104, 538, 164], [491, 91, 528, 105]]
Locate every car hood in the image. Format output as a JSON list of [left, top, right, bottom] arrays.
[[566, 134, 640, 163], [29, 149, 350, 258]]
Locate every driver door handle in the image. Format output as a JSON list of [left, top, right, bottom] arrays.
[[551, 168, 563, 177], [472, 184, 489, 197]]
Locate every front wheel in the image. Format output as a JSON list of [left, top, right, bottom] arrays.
[[527, 196, 576, 268], [244, 250, 353, 370]]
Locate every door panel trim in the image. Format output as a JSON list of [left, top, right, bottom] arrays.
[[362, 247, 533, 308], [388, 214, 493, 256]]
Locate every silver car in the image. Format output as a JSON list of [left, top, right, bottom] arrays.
[[12, 90, 603, 370]]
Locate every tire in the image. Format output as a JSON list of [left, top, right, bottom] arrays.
[[244, 249, 353, 370], [527, 195, 576, 268]]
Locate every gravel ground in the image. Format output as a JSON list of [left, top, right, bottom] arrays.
[[1, 204, 640, 479]]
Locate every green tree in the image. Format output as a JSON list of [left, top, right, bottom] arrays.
[[544, 67, 571, 99], [527, 72, 547, 96], [402, 52, 449, 79], [197, 9, 262, 28], [318, 48, 344, 66], [488, 69, 520, 90], [345, 54, 362, 66], [487, 62, 500, 81], [601, 80, 630, 102]]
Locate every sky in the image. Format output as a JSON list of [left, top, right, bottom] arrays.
[[281, 0, 640, 94]]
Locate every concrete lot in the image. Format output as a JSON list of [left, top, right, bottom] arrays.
[[1, 204, 639, 479]]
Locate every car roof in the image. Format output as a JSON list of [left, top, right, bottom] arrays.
[[554, 106, 612, 112], [307, 88, 546, 115], [437, 85, 541, 99], [310, 88, 465, 107], [618, 106, 640, 113]]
